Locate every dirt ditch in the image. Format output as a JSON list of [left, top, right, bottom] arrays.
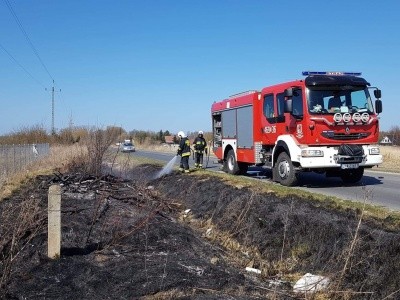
[[1, 164, 400, 299]]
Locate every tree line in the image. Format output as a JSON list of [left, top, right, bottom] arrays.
[[0, 125, 212, 146], [1, 123, 398, 147]]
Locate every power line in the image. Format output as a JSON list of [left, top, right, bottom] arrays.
[[3, 0, 64, 134], [3, 0, 55, 82], [0, 42, 47, 89]]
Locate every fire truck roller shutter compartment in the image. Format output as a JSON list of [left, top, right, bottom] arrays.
[[222, 109, 236, 139], [237, 106, 253, 148]]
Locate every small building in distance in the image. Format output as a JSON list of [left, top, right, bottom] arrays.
[[380, 136, 393, 146], [164, 135, 175, 145], [162, 135, 179, 149]]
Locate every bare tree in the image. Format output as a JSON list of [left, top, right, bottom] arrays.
[[85, 127, 120, 177]]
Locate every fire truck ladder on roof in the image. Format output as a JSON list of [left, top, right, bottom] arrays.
[[229, 90, 258, 98]]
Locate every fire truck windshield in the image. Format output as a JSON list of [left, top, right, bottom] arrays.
[[306, 87, 374, 115]]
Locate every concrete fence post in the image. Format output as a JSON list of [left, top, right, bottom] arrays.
[[48, 184, 61, 259]]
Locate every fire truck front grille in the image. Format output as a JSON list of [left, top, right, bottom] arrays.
[[322, 132, 371, 140]]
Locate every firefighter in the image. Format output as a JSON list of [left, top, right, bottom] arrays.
[[177, 131, 191, 173], [193, 130, 207, 169], [328, 91, 342, 112]]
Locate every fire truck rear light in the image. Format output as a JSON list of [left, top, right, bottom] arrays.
[[369, 147, 380, 155], [301, 149, 324, 157], [302, 71, 362, 76]]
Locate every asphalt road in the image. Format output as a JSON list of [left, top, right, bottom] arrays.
[[131, 150, 400, 211]]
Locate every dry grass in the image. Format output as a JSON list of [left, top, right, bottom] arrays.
[[138, 143, 179, 154], [183, 169, 400, 231], [0, 198, 45, 288], [0, 144, 86, 201], [378, 146, 400, 173], [0, 142, 171, 203]]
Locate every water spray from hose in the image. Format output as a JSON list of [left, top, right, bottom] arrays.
[[154, 155, 179, 179]]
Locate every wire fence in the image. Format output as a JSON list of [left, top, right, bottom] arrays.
[[0, 143, 50, 185]]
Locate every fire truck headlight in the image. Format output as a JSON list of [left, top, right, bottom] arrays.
[[301, 149, 324, 157], [369, 147, 380, 155]]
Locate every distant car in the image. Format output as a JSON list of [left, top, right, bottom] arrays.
[[121, 142, 135, 153]]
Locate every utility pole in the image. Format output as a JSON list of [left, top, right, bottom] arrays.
[[51, 81, 55, 135], [47, 80, 61, 135]]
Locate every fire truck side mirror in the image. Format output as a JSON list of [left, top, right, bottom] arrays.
[[374, 89, 381, 99], [285, 88, 293, 97], [375, 99, 382, 114], [284, 99, 293, 113]]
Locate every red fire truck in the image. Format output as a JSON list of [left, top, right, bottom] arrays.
[[211, 71, 383, 186]]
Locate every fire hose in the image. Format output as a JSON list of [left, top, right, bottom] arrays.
[[204, 141, 211, 169]]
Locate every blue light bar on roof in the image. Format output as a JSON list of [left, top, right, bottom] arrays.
[[302, 71, 362, 76]]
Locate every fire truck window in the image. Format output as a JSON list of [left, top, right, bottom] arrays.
[[351, 89, 373, 112], [263, 94, 274, 119], [277, 93, 285, 116], [308, 90, 325, 113], [292, 89, 303, 118]]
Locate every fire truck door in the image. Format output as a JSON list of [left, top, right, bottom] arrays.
[[288, 88, 305, 140], [261, 93, 284, 143]]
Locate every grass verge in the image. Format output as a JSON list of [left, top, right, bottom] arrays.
[[109, 148, 400, 229], [194, 170, 400, 229], [377, 145, 400, 173], [0, 144, 86, 201]]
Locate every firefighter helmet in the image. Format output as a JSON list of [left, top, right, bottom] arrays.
[[198, 130, 204, 135], [177, 131, 186, 138]]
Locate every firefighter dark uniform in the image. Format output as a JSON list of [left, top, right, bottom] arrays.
[[193, 131, 207, 169], [177, 131, 191, 173]]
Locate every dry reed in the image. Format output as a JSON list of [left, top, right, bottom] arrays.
[[0, 144, 87, 201], [378, 146, 400, 172]]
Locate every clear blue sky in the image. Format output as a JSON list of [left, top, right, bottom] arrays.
[[0, 0, 399, 135]]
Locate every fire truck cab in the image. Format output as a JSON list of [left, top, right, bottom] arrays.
[[211, 71, 383, 186]]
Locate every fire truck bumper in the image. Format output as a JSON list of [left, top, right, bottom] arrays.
[[296, 145, 383, 169]]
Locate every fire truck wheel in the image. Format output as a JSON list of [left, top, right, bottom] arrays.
[[274, 152, 298, 186], [224, 149, 241, 175], [340, 167, 364, 184]]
